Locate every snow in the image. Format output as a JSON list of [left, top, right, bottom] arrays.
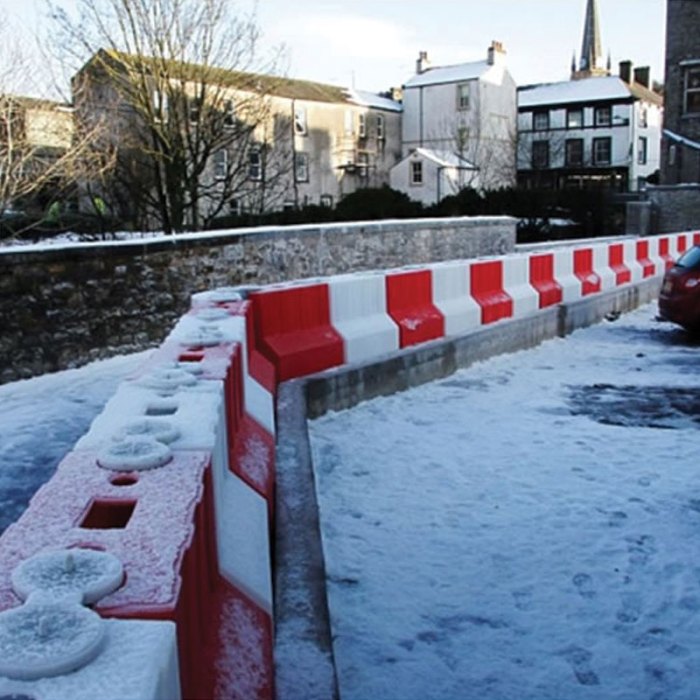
[[518, 76, 632, 108], [404, 61, 490, 88], [0, 352, 147, 535], [346, 89, 402, 113], [309, 304, 700, 700]]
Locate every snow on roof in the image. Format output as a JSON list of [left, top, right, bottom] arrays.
[[518, 76, 636, 108], [346, 89, 402, 113], [404, 60, 489, 88], [411, 147, 477, 169]]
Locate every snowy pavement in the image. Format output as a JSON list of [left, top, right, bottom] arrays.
[[309, 304, 700, 700], [0, 353, 146, 534]]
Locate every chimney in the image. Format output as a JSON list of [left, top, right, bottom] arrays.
[[487, 40, 506, 66], [634, 66, 650, 88], [619, 60, 632, 83], [416, 51, 431, 75]]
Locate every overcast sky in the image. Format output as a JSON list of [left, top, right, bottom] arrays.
[[3, 0, 666, 95]]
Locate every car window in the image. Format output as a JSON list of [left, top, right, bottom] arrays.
[[676, 246, 700, 269]]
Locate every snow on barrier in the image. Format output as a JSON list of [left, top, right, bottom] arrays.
[[0, 231, 686, 699], [386, 268, 445, 347]]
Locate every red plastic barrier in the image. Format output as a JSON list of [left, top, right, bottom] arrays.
[[658, 237, 675, 270], [249, 285, 344, 382], [636, 240, 656, 278], [609, 244, 631, 286], [0, 451, 207, 696], [573, 248, 601, 296], [470, 260, 513, 324], [677, 234, 688, 255], [693, 232, 700, 246], [529, 254, 562, 308], [385, 270, 445, 347]]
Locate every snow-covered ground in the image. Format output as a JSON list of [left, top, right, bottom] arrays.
[[0, 353, 146, 534], [310, 304, 700, 700]]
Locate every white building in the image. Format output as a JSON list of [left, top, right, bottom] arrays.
[[390, 42, 517, 205], [517, 67, 663, 192]]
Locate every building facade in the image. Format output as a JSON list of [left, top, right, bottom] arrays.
[[660, 0, 700, 184], [518, 67, 662, 192], [391, 42, 517, 204]]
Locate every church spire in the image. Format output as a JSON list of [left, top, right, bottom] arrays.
[[571, 0, 610, 79]]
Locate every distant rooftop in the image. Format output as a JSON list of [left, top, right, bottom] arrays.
[[518, 75, 662, 108]]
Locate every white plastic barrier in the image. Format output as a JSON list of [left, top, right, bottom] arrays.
[[552, 248, 582, 303], [430, 261, 481, 337], [592, 243, 617, 291], [501, 254, 540, 317], [328, 271, 400, 364]]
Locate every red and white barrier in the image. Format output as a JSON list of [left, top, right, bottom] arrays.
[[502, 254, 539, 318], [386, 268, 445, 347], [430, 261, 481, 337], [0, 231, 682, 699], [470, 259, 513, 324], [328, 271, 400, 364]]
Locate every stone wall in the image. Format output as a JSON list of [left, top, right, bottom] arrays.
[[646, 185, 700, 233], [0, 216, 515, 383]]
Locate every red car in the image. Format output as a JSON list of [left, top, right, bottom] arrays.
[[659, 245, 700, 330]]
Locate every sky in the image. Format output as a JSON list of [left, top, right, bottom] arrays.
[[2, 0, 666, 96]]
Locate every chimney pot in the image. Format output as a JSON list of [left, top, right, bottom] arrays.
[[416, 51, 430, 74], [487, 40, 506, 66], [634, 66, 650, 88], [619, 60, 633, 83]]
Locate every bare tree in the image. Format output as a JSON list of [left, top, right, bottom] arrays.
[[48, 0, 292, 233], [0, 10, 114, 234]]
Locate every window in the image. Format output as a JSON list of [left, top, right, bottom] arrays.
[[592, 137, 612, 165], [565, 139, 584, 167], [684, 67, 700, 114], [567, 108, 584, 128], [532, 140, 550, 169], [229, 199, 240, 215], [320, 194, 333, 208], [294, 105, 307, 135], [188, 98, 201, 124], [377, 114, 385, 140], [213, 150, 227, 180], [411, 160, 423, 185], [223, 100, 235, 128], [357, 152, 369, 178], [457, 83, 470, 110], [358, 113, 367, 138], [295, 152, 309, 182], [533, 111, 549, 131], [639, 107, 648, 128], [638, 136, 648, 165], [594, 106, 612, 126], [248, 149, 262, 181]]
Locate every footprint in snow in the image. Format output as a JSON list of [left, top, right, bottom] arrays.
[[559, 645, 600, 686], [572, 573, 596, 599]]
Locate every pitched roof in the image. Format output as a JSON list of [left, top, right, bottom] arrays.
[[78, 49, 401, 111], [404, 60, 490, 88], [518, 75, 663, 108], [406, 147, 477, 170]]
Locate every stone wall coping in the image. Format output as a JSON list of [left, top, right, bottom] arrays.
[[0, 216, 517, 265]]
